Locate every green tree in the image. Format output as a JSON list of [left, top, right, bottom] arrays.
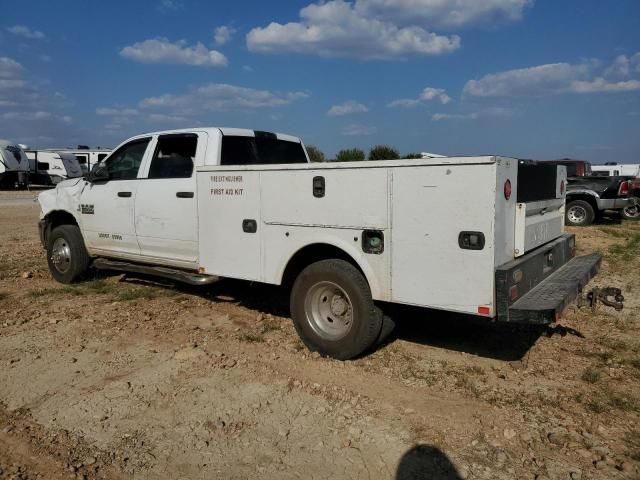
[[335, 148, 365, 162], [402, 152, 423, 159], [306, 145, 326, 162], [368, 145, 400, 160]]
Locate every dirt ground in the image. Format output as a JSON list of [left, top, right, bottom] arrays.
[[0, 189, 638, 480]]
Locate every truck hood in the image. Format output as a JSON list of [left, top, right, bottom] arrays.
[[38, 177, 85, 218]]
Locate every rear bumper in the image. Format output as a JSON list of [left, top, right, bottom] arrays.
[[495, 234, 601, 324]]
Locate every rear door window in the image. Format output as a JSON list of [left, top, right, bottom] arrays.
[[221, 134, 307, 166], [148, 134, 197, 179]]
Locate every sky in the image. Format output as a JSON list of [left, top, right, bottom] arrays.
[[0, 0, 639, 162]]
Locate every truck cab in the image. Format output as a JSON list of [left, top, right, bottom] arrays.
[[38, 128, 309, 270]]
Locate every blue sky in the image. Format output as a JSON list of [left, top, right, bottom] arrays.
[[0, 0, 639, 162]]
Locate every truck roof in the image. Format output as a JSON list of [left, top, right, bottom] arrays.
[[125, 127, 303, 144]]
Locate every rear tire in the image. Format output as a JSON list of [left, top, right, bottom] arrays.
[[565, 200, 595, 226], [46, 225, 90, 284], [621, 198, 640, 220], [290, 259, 382, 360]]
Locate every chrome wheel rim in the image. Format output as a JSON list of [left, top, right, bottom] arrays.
[[623, 204, 640, 218], [51, 237, 71, 273], [304, 281, 353, 340], [567, 205, 587, 224]]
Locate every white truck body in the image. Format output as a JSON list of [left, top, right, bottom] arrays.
[[37, 127, 602, 358], [25, 150, 84, 185], [592, 164, 640, 177], [0, 140, 30, 187]]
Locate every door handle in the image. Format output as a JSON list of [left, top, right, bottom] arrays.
[[117, 192, 132, 198], [176, 192, 194, 198]]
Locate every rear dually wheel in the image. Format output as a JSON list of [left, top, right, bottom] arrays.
[[290, 259, 382, 360]]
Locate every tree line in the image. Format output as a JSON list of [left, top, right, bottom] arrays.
[[306, 145, 423, 163]]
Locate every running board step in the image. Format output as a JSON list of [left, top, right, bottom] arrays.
[[508, 253, 602, 324], [92, 258, 218, 286]]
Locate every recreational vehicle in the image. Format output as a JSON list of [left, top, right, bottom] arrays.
[[25, 150, 84, 185], [0, 140, 30, 188]]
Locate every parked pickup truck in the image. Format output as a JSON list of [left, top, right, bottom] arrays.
[[591, 164, 640, 220], [38, 128, 604, 359], [543, 159, 631, 226]]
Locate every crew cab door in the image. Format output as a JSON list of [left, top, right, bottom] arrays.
[[80, 137, 152, 256], [134, 132, 206, 266]]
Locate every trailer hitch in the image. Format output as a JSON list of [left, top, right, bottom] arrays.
[[577, 287, 624, 312]]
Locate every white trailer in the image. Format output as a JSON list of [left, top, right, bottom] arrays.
[[0, 140, 30, 188], [37, 128, 605, 359], [44, 148, 112, 175], [25, 150, 84, 185], [592, 163, 640, 177]]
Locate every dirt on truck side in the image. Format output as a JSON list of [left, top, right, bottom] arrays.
[[0, 190, 639, 480]]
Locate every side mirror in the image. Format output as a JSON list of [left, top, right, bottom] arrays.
[[87, 163, 109, 183]]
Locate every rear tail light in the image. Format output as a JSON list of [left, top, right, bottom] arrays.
[[504, 179, 512, 200], [509, 285, 519, 301], [618, 181, 629, 197], [477, 306, 491, 315]]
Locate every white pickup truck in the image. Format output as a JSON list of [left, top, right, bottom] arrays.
[[38, 127, 603, 359]]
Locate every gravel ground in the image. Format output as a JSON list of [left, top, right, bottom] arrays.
[[0, 190, 638, 480]]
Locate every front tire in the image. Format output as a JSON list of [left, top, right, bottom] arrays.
[[565, 200, 595, 226], [46, 225, 90, 284], [290, 259, 382, 360]]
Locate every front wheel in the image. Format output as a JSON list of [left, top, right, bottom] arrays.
[[621, 198, 640, 220], [565, 200, 595, 226], [46, 225, 91, 284], [290, 259, 382, 360]]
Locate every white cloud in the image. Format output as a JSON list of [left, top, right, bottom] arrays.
[[96, 107, 139, 116], [463, 63, 588, 97], [7, 25, 46, 40], [342, 124, 376, 136], [139, 83, 308, 112], [432, 112, 478, 121], [463, 53, 640, 97], [603, 53, 640, 79], [158, 0, 183, 12], [389, 86, 451, 107], [0, 56, 75, 144], [571, 78, 640, 94], [243, 65, 254, 72], [1, 110, 71, 123], [0, 57, 25, 78], [120, 38, 228, 67], [247, 0, 460, 60], [147, 113, 190, 123], [214, 26, 236, 46], [328, 100, 368, 116], [431, 107, 511, 121], [354, 0, 532, 27]]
